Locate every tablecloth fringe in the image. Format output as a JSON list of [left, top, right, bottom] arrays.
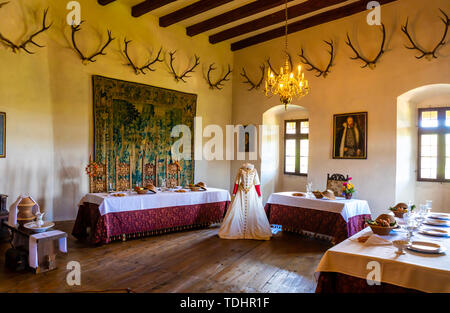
[[280, 226, 335, 244], [107, 220, 223, 243]]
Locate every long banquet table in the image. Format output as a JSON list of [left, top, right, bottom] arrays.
[[72, 188, 231, 244], [264, 192, 371, 244], [315, 217, 450, 293]]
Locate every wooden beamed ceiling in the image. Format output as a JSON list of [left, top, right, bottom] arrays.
[[100, 0, 400, 51]]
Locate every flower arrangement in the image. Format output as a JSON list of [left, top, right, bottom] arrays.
[[342, 177, 355, 199]]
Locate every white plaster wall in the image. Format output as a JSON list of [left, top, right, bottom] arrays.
[[231, 0, 450, 217], [0, 0, 233, 220]]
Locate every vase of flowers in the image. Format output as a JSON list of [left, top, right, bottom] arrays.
[[342, 177, 355, 199]]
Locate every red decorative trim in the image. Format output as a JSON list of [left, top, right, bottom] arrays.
[[232, 183, 238, 195], [255, 185, 261, 197], [73, 201, 230, 244]]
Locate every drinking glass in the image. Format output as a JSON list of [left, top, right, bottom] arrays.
[[404, 212, 417, 243], [306, 182, 313, 198], [415, 205, 427, 231], [426, 200, 433, 214]]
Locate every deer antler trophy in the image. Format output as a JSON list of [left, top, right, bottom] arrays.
[[240, 65, 265, 91], [167, 50, 200, 82], [298, 40, 335, 78], [401, 9, 449, 61], [206, 63, 232, 90], [0, 4, 52, 54], [345, 23, 386, 69], [70, 21, 115, 65], [123, 38, 163, 75]]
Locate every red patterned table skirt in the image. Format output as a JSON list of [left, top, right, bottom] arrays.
[[72, 201, 230, 244], [264, 203, 370, 244], [315, 272, 422, 293]]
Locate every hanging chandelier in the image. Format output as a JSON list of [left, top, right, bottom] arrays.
[[265, 0, 310, 110]]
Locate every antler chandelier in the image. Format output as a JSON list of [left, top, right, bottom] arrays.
[[265, 0, 309, 109]]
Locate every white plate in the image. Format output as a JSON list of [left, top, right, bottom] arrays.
[[407, 241, 446, 254], [23, 221, 55, 233], [424, 219, 450, 227], [419, 228, 449, 237], [429, 213, 450, 221]]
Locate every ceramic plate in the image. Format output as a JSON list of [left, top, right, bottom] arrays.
[[23, 221, 55, 233], [407, 241, 446, 254], [419, 228, 449, 237], [429, 213, 450, 221], [424, 219, 450, 227]]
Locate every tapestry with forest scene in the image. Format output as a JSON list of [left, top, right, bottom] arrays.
[[92, 75, 196, 188]]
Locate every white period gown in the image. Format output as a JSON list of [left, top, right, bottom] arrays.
[[218, 167, 272, 240]]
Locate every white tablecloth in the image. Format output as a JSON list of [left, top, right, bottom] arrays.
[[266, 192, 371, 222], [315, 218, 450, 293], [80, 188, 231, 216]]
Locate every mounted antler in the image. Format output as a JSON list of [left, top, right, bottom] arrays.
[[168, 50, 200, 82], [123, 38, 163, 75], [0, 6, 52, 54], [206, 63, 232, 90], [70, 21, 115, 65], [266, 53, 292, 76], [401, 9, 449, 61], [346, 23, 386, 69], [298, 40, 334, 78], [240, 65, 265, 91]]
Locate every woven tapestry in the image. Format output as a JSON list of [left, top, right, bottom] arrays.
[[92, 75, 196, 188]]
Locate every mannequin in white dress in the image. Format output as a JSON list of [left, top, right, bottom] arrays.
[[218, 163, 272, 240]]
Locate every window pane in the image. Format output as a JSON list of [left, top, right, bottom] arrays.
[[285, 157, 295, 173], [446, 134, 450, 179], [300, 139, 308, 157], [420, 134, 437, 179], [286, 122, 296, 134], [300, 121, 309, 134], [285, 139, 296, 172], [446, 110, 450, 127], [300, 157, 308, 174], [421, 111, 438, 128], [299, 139, 308, 174]]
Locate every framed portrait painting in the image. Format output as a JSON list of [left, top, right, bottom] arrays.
[[0, 112, 5, 158], [332, 112, 367, 159]]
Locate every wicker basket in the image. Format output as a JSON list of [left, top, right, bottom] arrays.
[[369, 224, 396, 236]]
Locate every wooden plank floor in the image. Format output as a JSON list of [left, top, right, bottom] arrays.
[[0, 222, 331, 293]]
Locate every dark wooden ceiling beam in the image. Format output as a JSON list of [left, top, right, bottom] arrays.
[[230, 0, 398, 51], [132, 0, 177, 18], [159, 0, 233, 27], [97, 0, 116, 5], [186, 0, 295, 37], [210, 0, 347, 44]]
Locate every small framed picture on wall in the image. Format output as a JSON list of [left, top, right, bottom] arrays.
[[0, 112, 5, 158], [332, 111, 367, 159]]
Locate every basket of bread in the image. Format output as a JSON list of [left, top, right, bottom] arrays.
[[389, 202, 415, 218], [366, 214, 398, 235], [188, 182, 207, 191]]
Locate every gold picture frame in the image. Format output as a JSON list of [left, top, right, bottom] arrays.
[[332, 112, 367, 159], [0, 112, 5, 158]]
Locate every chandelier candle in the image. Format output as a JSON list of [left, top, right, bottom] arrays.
[[265, 0, 310, 110]]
